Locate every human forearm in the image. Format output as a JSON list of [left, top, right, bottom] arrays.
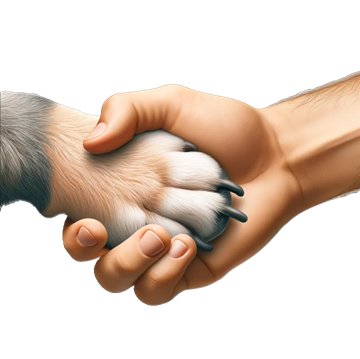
[[262, 72, 360, 211]]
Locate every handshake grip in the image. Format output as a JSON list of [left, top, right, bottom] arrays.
[[0, 91, 247, 252]]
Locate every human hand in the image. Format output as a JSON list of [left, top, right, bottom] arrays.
[[63, 219, 198, 301], [63, 85, 302, 304]]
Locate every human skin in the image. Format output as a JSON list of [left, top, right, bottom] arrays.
[[62, 72, 360, 305]]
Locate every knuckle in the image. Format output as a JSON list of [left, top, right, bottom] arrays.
[[133, 271, 173, 305], [113, 254, 141, 275], [161, 84, 185, 97], [133, 281, 167, 306], [147, 270, 171, 288]]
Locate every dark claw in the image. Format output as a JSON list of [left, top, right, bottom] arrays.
[[192, 234, 214, 252], [221, 205, 248, 223], [217, 178, 244, 197], [183, 141, 198, 152]]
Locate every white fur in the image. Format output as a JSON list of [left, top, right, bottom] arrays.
[[158, 187, 226, 238], [166, 151, 222, 190]]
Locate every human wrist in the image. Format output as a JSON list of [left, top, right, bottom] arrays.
[[262, 74, 360, 211]]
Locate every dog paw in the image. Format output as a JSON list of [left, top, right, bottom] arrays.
[[105, 130, 247, 252]]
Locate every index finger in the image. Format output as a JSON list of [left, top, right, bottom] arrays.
[[94, 224, 172, 293]]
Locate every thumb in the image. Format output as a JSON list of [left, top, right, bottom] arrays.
[[83, 86, 178, 154]]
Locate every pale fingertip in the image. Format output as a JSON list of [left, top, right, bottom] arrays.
[[168, 240, 188, 259], [77, 227, 98, 247], [62, 218, 108, 262], [139, 230, 165, 257], [167, 234, 197, 260]]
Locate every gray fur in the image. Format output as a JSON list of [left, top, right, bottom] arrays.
[[0, 91, 55, 213]]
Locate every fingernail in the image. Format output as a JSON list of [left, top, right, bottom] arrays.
[[139, 231, 165, 257], [77, 227, 98, 247], [168, 240, 188, 259], [85, 122, 106, 140]]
